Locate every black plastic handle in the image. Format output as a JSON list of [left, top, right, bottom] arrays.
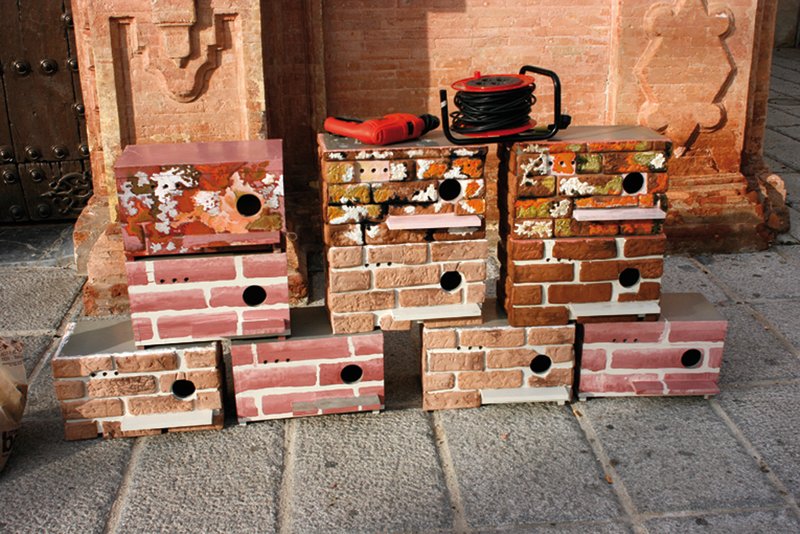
[[439, 64, 571, 145]]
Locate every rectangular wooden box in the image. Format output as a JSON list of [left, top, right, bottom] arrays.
[[52, 318, 224, 440], [126, 251, 290, 346], [115, 139, 285, 258], [231, 306, 384, 423]]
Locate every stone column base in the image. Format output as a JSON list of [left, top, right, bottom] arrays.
[[665, 171, 785, 253]]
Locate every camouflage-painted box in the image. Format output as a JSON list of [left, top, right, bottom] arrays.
[[318, 132, 489, 247], [115, 140, 285, 258], [498, 125, 672, 241]]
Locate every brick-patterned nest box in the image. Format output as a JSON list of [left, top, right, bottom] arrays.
[[52, 318, 224, 440], [421, 299, 576, 411], [126, 251, 290, 346], [498, 125, 671, 326], [319, 132, 491, 332], [578, 293, 727, 398], [115, 140, 285, 258], [230, 306, 384, 423], [319, 132, 489, 246]]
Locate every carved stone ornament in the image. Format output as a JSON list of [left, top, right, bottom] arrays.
[[635, 0, 736, 150], [133, 0, 230, 103]]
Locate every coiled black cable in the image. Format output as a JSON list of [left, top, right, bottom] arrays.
[[450, 84, 536, 134]]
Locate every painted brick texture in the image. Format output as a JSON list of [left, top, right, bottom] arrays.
[[421, 320, 576, 411], [499, 236, 665, 326], [231, 331, 384, 422], [53, 343, 224, 440], [126, 252, 290, 345], [115, 140, 285, 259], [319, 134, 489, 247], [578, 309, 728, 399], [326, 241, 488, 334], [498, 126, 670, 326]]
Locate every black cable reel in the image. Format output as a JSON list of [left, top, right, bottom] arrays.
[[439, 65, 572, 145]]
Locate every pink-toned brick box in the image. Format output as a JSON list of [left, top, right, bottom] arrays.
[[126, 251, 290, 346], [498, 126, 672, 326], [52, 318, 224, 441], [319, 132, 491, 332], [578, 293, 727, 399], [115, 140, 285, 259], [421, 299, 576, 411], [230, 306, 384, 423]]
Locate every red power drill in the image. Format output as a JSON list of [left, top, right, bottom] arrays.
[[324, 113, 440, 146]]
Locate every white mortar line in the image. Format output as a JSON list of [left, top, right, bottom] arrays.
[[570, 404, 646, 534], [429, 411, 471, 533], [708, 399, 800, 520], [103, 437, 147, 534], [277, 419, 298, 534]]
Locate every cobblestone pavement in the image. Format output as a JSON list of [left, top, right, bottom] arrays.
[[2, 50, 800, 534]]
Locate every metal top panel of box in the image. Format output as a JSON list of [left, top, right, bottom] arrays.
[[659, 292, 725, 322], [318, 131, 488, 155], [61, 317, 139, 357], [115, 139, 283, 169], [548, 125, 669, 143], [60, 317, 212, 357], [512, 125, 671, 153]]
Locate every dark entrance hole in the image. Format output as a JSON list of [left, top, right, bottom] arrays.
[[622, 172, 645, 194], [440, 271, 463, 292], [681, 349, 703, 368], [172, 379, 196, 399], [438, 178, 462, 201], [340, 364, 363, 384], [618, 268, 641, 288], [236, 194, 262, 216], [243, 285, 267, 306], [530, 354, 552, 374]]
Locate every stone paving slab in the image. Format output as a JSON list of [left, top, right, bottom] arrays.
[[769, 65, 800, 87], [777, 126, 800, 142], [440, 403, 622, 529], [0, 224, 74, 267], [751, 299, 800, 350], [695, 252, 800, 301], [0, 418, 133, 534], [24, 362, 61, 420], [781, 174, 800, 207], [114, 422, 285, 534], [770, 76, 800, 97], [767, 108, 800, 127], [765, 155, 798, 174], [717, 384, 800, 502], [776, 243, 800, 264], [644, 508, 800, 534], [660, 256, 730, 304], [579, 397, 783, 514], [715, 304, 800, 385], [288, 410, 454, 534], [0, 267, 83, 333], [765, 129, 800, 169], [476, 520, 633, 533]]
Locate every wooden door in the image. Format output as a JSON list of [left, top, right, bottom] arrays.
[[0, 0, 92, 223]]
